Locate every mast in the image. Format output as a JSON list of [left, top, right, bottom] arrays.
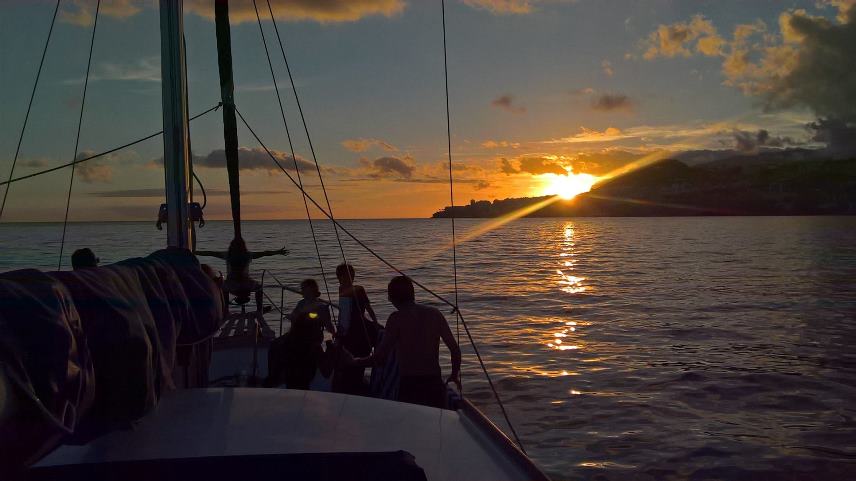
[[215, 0, 243, 241], [159, 0, 193, 248]]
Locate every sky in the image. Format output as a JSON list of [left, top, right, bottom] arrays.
[[1, 0, 853, 221]]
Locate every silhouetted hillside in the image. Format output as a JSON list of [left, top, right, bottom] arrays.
[[433, 157, 856, 218]]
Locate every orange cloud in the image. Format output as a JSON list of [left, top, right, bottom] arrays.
[[642, 15, 724, 59], [61, 0, 406, 26]]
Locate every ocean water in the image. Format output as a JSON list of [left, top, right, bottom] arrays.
[[2, 216, 855, 480]]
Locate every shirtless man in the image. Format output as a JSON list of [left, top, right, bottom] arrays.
[[357, 276, 461, 408]]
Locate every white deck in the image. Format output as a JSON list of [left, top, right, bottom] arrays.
[[37, 388, 537, 481]]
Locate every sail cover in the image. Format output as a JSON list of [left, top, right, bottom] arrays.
[[0, 248, 223, 474], [0, 269, 95, 472]]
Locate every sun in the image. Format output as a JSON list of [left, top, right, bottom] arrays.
[[541, 171, 598, 200]]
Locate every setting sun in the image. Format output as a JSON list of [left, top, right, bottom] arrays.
[[541, 172, 598, 200]]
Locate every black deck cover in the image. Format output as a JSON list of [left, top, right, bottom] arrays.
[[27, 451, 428, 481]]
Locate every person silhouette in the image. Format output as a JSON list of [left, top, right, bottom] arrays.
[[333, 263, 378, 395], [195, 237, 288, 303], [71, 248, 99, 270], [355, 276, 461, 409]]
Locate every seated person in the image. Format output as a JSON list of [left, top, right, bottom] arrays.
[[355, 276, 461, 409], [267, 279, 333, 389]]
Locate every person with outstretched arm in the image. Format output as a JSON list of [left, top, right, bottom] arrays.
[[355, 275, 461, 409], [195, 237, 287, 297]]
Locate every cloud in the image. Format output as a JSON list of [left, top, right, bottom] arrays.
[[640, 5, 856, 156], [94, 57, 160, 82], [75, 151, 113, 183], [86, 188, 289, 198], [60, 0, 142, 26], [18, 159, 49, 169], [590, 93, 634, 112], [491, 94, 526, 114], [360, 156, 415, 179], [570, 87, 596, 96], [193, 147, 320, 173], [61, 0, 406, 26], [732, 129, 802, 153], [500, 155, 568, 175], [642, 15, 724, 59], [601, 60, 614, 77], [545, 126, 630, 144], [341, 138, 398, 152], [481, 140, 521, 149], [63, 57, 161, 85], [474, 180, 491, 190], [462, 0, 534, 14], [807, 119, 856, 158]]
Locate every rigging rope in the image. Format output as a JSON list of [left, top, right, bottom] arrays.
[[0, 0, 61, 221], [440, 0, 463, 388], [58, 0, 101, 270], [252, 0, 335, 315], [192, 172, 207, 209], [265, 0, 348, 265], [236, 106, 527, 452], [0, 103, 222, 188]]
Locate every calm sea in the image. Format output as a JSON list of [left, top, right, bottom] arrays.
[[2, 217, 855, 480]]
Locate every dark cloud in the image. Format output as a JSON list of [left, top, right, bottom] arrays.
[[88, 188, 289, 198], [474, 180, 491, 190], [808, 118, 856, 158], [765, 8, 856, 125], [500, 158, 518, 174], [591, 93, 634, 112], [193, 147, 319, 173], [361, 156, 415, 178], [762, 7, 856, 156], [733, 129, 802, 153], [491, 94, 526, 114]]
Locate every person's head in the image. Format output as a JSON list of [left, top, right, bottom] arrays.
[[300, 279, 321, 300], [71, 248, 99, 270], [336, 263, 355, 286], [227, 237, 247, 257], [388, 276, 415, 308]]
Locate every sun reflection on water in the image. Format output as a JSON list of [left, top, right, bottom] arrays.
[[556, 223, 588, 294]]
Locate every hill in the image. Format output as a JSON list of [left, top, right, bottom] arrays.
[[432, 156, 856, 218]]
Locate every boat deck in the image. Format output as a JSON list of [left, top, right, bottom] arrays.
[[36, 388, 539, 481]]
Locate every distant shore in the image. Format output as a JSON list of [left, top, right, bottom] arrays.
[[433, 157, 856, 218]]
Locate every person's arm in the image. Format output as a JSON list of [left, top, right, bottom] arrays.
[[355, 314, 398, 367], [357, 286, 378, 323], [194, 250, 227, 259], [438, 310, 462, 390], [250, 247, 289, 259]]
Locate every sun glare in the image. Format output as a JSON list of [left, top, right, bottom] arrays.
[[541, 172, 598, 200]]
